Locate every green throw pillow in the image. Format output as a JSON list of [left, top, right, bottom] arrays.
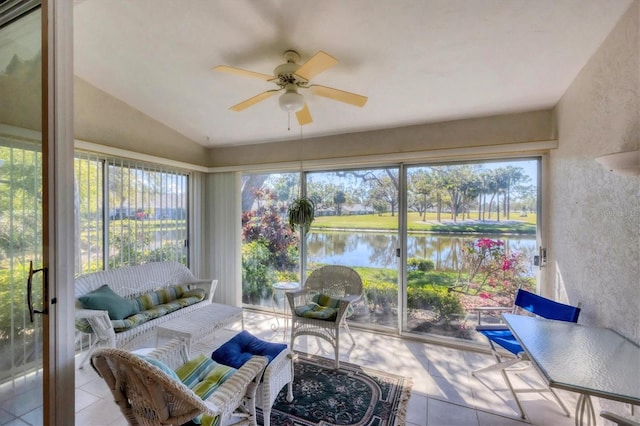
[[78, 284, 139, 320]]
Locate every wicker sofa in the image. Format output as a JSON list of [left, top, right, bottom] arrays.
[[75, 261, 227, 366]]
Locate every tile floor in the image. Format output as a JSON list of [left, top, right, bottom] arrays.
[[2, 310, 589, 425]]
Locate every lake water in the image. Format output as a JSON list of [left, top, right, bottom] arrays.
[[306, 231, 537, 272]]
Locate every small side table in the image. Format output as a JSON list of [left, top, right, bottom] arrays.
[[271, 281, 299, 337]]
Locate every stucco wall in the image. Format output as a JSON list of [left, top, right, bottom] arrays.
[[550, 1, 639, 345], [208, 110, 555, 167], [74, 76, 209, 166]]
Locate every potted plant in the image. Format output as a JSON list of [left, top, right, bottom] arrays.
[[288, 196, 316, 234]]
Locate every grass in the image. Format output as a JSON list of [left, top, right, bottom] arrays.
[[313, 212, 536, 234]]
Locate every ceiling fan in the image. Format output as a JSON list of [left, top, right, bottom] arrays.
[[213, 50, 368, 125]]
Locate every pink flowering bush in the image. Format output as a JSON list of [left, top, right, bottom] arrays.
[[451, 238, 533, 308]]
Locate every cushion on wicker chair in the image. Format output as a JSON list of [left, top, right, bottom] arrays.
[[294, 293, 355, 321], [211, 330, 286, 369], [175, 354, 217, 388], [138, 356, 181, 382]]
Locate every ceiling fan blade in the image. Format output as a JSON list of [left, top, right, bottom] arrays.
[[229, 90, 279, 111], [213, 65, 274, 81], [294, 51, 338, 81], [296, 103, 313, 125], [309, 84, 368, 107]]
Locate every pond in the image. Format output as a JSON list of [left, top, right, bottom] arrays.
[[306, 230, 537, 274]]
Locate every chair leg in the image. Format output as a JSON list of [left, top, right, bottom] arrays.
[[549, 387, 572, 417], [262, 407, 271, 426], [502, 368, 527, 419], [334, 335, 340, 369], [343, 320, 356, 346], [472, 357, 522, 376]]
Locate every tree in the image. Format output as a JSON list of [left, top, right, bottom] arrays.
[[408, 169, 435, 221], [333, 190, 346, 215], [433, 165, 478, 222], [336, 169, 399, 216]]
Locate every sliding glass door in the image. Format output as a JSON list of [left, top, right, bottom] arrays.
[[240, 158, 540, 345], [403, 159, 539, 343], [305, 167, 400, 330], [0, 2, 45, 423]]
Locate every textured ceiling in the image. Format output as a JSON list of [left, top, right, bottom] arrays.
[[73, 0, 633, 147]]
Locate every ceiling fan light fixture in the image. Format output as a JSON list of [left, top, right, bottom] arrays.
[[279, 90, 304, 113]]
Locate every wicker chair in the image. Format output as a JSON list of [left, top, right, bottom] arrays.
[[286, 265, 363, 369], [90, 339, 268, 426]]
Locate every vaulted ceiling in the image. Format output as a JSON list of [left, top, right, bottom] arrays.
[[73, 0, 633, 148]]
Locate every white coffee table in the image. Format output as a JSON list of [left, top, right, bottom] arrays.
[[155, 303, 243, 352]]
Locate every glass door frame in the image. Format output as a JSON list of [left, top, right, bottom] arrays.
[[43, 0, 75, 424], [398, 156, 544, 345]]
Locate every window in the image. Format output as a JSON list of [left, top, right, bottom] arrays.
[[240, 158, 541, 346], [75, 152, 189, 275], [240, 172, 300, 308]]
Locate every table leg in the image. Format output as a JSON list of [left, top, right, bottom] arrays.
[[575, 394, 596, 426], [271, 290, 280, 331]]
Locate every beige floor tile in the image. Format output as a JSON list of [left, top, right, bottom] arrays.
[[476, 409, 528, 426], [406, 392, 428, 425], [0, 388, 41, 418], [3, 418, 29, 426], [0, 408, 17, 425], [428, 398, 479, 426], [75, 397, 126, 426], [75, 388, 101, 413]]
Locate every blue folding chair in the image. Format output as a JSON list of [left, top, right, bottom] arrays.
[[473, 289, 581, 419]]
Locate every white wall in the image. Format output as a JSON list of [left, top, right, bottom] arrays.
[[550, 0, 639, 343]]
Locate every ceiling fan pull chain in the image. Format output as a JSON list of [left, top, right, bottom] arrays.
[[288, 111, 291, 131]]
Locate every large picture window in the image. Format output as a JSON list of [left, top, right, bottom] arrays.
[[240, 157, 540, 345], [75, 152, 189, 275]]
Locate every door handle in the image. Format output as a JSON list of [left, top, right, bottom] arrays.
[[27, 260, 48, 322]]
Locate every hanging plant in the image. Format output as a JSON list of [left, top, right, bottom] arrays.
[[288, 196, 316, 234]]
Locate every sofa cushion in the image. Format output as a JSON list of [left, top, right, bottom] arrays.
[[78, 284, 139, 320], [133, 284, 193, 310], [110, 296, 206, 333], [182, 288, 206, 300]]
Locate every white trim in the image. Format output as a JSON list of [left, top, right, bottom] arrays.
[[74, 139, 209, 172], [48, 0, 76, 424], [0, 123, 42, 141], [207, 139, 558, 173]]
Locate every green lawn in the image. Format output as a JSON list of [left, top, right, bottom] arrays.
[[313, 212, 536, 234]]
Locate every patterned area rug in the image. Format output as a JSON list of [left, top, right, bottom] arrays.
[[257, 353, 413, 426]]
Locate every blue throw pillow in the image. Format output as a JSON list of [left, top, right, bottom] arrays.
[[78, 284, 139, 320], [138, 356, 180, 382], [211, 330, 286, 369]]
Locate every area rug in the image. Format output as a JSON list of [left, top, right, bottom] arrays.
[[257, 352, 413, 426]]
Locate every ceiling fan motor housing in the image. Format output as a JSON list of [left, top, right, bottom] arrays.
[[274, 61, 307, 87]]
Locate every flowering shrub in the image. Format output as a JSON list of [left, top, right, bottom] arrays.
[[242, 189, 299, 303], [452, 238, 532, 307]]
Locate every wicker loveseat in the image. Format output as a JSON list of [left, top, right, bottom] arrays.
[[75, 261, 221, 366]]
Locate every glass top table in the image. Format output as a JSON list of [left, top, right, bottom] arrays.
[[503, 313, 640, 424]]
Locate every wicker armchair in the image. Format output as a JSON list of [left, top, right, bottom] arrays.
[[90, 339, 268, 426], [286, 265, 363, 368]]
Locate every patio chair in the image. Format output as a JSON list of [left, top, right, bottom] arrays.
[[472, 289, 581, 419], [286, 265, 363, 369], [90, 339, 268, 426]]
